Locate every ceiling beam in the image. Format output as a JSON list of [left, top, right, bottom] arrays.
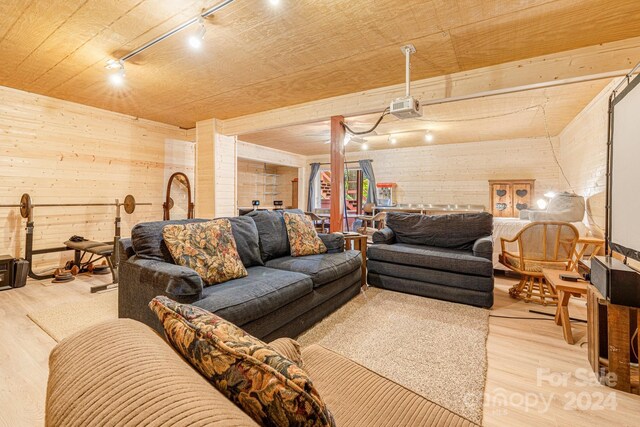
[[219, 36, 640, 136]]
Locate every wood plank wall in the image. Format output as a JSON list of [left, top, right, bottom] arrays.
[[0, 85, 191, 270], [214, 134, 237, 218], [275, 165, 299, 208], [558, 80, 618, 229], [237, 140, 307, 209], [306, 137, 562, 210], [236, 159, 298, 209]]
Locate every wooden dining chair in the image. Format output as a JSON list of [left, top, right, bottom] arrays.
[[499, 221, 579, 305]]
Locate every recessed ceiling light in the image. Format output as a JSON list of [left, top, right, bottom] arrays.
[[424, 130, 434, 142], [269, 0, 280, 5], [188, 19, 206, 49], [361, 143, 369, 150], [389, 136, 397, 145]]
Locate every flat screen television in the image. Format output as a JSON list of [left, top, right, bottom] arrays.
[[608, 71, 640, 264]]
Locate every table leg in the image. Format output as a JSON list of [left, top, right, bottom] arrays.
[[360, 237, 367, 288], [558, 290, 574, 344]]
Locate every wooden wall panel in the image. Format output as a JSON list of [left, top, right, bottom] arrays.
[[558, 80, 617, 229], [306, 138, 561, 211], [0, 85, 190, 270], [195, 119, 216, 218], [275, 165, 299, 208], [236, 160, 297, 209], [214, 134, 237, 218]]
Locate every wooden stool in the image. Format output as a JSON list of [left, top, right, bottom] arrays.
[[543, 268, 588, 344]]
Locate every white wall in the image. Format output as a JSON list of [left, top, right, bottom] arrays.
[[306, 138, 561, 210]]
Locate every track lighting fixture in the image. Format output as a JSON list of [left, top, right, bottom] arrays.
[[188, 18, 206, 49], [104, 0, 237, 85], [108, 61, 125, 86]]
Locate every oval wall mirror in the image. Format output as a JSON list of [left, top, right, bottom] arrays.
[[163, 172, 194, 220]]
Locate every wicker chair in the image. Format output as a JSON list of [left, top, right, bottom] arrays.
[[499, 221, 579, 305]]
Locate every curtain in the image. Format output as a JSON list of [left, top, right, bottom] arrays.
[[359, 159, 377, 205], [307, 163, 321, 212]]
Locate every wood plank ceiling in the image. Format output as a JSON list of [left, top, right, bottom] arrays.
[[1, 0, 640, 128], [238, 78, 612, 156]]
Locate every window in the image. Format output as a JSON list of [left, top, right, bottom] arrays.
[[317, 169, 369, 215]]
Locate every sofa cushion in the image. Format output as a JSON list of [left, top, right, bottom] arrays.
[[247, 210, 290, 261], [368, 243, 493, 277], [194, 266, 313, 325], [368, 260, 494, 292], [266, 250, 361, 288], [131, 217, 263, 267], [229, 216, 263, 267], [132, 218, 208, 262], [386, 212, 493, 250], [162, 219, 248, 286], [301, 344, 478, 427], [283, 212, 327, 257], [149, 297, 336, 427]]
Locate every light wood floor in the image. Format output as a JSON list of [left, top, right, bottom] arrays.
[[1, 273, 639, 426]]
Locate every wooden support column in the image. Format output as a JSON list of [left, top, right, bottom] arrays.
[[330, 115, 345, 233]]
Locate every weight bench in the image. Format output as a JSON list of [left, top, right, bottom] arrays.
[[63, 240, 117, 293]]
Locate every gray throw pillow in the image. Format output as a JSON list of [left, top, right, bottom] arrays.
[[247, 210, 290, 261], [228, 216, 263, 267]]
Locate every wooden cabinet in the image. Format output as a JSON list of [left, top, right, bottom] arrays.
[[489, 179, 535, 218], [587, 285, 640, 394]]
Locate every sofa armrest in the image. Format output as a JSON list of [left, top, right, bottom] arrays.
[[473, 236, 493, 260], [121, 256, 204, 297], [372, 227, 395, 245], [46, 319, 259, 427], [118, 238, 135, 264], [319, 233, 345, 253]]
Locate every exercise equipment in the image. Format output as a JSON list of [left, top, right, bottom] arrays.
[[0, 256, 28, 291], [163, 172, 194, 220], [0, 193, 151, 292]]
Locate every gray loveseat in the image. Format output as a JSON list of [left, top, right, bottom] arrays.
[[368, 212, 494, 308], [118, 210, 363, 341]]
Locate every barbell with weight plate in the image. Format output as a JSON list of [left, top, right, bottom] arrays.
[[0, 193, 151, 219]]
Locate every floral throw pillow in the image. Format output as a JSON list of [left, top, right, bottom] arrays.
[[162, 219, 247, 286], [283, 212, 327, 257], [149, 296, 336, 427]]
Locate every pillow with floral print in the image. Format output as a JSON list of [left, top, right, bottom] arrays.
[[149, 296, 335, 427], [162, 219, 247, 285], [283, 212, 327, 257]]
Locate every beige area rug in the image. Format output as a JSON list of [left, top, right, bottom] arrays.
[[298, 287, 489, 424], [28, 290, 118, 342]]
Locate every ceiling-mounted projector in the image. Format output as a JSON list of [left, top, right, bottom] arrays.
[[390, 44, 423, 119], [390, 96, 421, 119]]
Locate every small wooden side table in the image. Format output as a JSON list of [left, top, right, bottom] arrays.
[[342, 232, 367, 288], [542, 268, 588, 344]]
